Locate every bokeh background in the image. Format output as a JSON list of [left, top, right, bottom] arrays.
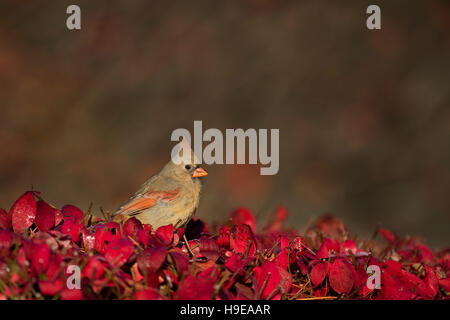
[[0, 0, 449, 247]]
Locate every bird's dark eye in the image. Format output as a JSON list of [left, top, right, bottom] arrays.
[[185, 165, 191, 170]]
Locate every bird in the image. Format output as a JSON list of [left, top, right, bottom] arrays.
[[112, 143, 208, 230]]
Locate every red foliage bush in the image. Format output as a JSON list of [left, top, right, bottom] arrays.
[[0, 191, 448, 300]]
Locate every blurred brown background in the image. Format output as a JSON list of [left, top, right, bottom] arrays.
[[0, 0, 449, 247]]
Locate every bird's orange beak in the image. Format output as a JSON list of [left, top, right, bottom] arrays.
[[192, 167, 208, 178]]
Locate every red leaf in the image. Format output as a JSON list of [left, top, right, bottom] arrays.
[[316, 243, 329, 259], [11, 191, 36, 233], [296, 258, 309, 275], [380, 262, 412, 300], [54, 209, 63, 226], [311, 262, 328, 287], [175, 227, 184, 239], [439, 252, 449, 269], [314, 285, 329, 297], [217, 225, 230, 248], [82, 257, 106, 280], [31, 242, 51, 274], [384, 260, 402, 274], [315, 215, 346, 238], [104, 239, 134, 267], [230, 207, 256, 233], [0, 229, 12, 250], [137, 229, 150, 247], [35, 200, 55, 232], [423, 266, 439, 299], [198, 265, 219, 282], [199, 236, 220, 261], [230, 224, 257, 257], [275, 206, 288, 222], [123, 217, 143, 239], [106, 221, 122, 235], [16, 247, 27, 268], [256, 260, 282, 299], [145, 271, 160, 289], [169, 251, 189, 276], [39, 277, 64, 296], [401, 271, 429, 299], [278, 267, 292, 296], [61, 205, 83, 223], [137, 247, 167, 273], [177, 275, 214, 300], [45, 254, 63, 280], [94, 223, 121, 253], [328, 258, 355, 295], [275, 248, 289, 270], [354, 263, 370, 297], [156, 224, 174, 246], [59, 218, 81, 242], [341, 240, 357, 254], [416, 245, 434, 264], [264, 206, 289, 232], [323, 238, 340, 253], [0, 208, 11, 229], [279, 235, 290, 250], [378, 228, 395, 242], [439, 277, 450, 292], [61, 288, 84, 300], [225, 254, 248, 276]]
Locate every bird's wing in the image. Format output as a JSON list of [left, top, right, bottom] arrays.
[[114, 189, 180, 216]]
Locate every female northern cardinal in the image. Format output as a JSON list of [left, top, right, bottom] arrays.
[[112, 152, 207, 229]]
